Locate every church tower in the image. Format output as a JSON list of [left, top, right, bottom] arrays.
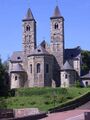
[[50, 5, 64, 69], [22, 8, 36, 56]]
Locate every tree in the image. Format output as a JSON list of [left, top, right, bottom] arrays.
[[81, 50, 90, 75], [0, 58, 9, 96]]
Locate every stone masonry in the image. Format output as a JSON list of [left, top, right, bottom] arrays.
[[9, 5, 81, 89]]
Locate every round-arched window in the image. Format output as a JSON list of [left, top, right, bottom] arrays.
[[37, 63, 40, 73], [26, 25, 30, 31], [54, 23, 58, 29]]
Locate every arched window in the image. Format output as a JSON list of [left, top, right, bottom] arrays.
[[46, 64, 49, 73], [65, 74, 68, 79], [30, 64, 32, 73], [26, 25, 30, 31], [37, 63, 40, 73], [55, 23, 58, 29], [17, 56, 21, 60], [15, 76, 17, 80], [86, 81, 88, 86]]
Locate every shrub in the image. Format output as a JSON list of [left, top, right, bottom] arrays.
[[31, 101, 36, 105], [74, 80, 82, 88], [44, 101, 50, 105], [0, 97, 7, 108]]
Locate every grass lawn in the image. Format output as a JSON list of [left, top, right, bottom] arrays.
[[0, 87, 90, 111]]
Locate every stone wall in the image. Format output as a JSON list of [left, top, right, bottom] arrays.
[[73, 59, 81, 76], [44, 55, 54, 87], [50, 17, 64, 69], [27, 55, 53, 87], [28, 55, 44, 87], [14, 108, 39, 118], [61, 70, 76, 87]]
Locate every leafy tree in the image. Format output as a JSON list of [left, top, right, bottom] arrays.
[[81, 50, 90, 75], [0, 58, 9, 96]]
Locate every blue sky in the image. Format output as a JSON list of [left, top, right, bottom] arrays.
[[0, 0, 90, 61]]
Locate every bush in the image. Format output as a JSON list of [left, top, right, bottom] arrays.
[[31, 101, 36, 105], [44, 101, 50, 105], [10, 89, 16, 96], [0, 97, 7, 108], [74, 80, 82, 88]]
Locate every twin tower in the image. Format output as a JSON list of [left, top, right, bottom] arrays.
[[22, 5, 64, 68], [9, 5, 66, 88], [22, 5, 64, 87]]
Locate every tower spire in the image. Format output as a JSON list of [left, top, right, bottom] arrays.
[[53, 5, 61, 17], [26, 8, 34, 20]]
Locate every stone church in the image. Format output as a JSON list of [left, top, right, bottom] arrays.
[[9, 5, 81, 89]]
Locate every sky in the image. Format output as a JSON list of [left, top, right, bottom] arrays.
[[0, 0, 90, 61]]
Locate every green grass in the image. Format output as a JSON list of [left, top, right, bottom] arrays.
[[0, 87, 90, 111]]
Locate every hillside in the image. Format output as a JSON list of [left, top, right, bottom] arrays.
[[0, 87, 90, 111]]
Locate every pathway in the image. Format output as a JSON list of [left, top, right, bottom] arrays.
[[41, 101, 90, 120]]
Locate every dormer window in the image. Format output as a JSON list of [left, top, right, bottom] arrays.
[[17, 57, 21, 60], [38, 49, 41, 52], [55, 23, 58, 29], [26, 25, 30, 31]]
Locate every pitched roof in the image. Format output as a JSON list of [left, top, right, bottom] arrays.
[[23, 8, 35, 21], [40, 40, 46, 48], [54, 6, 61, 17], [28, 46, 50, 57], [27, 8, 34, 19], [51, 5, 61, 18], [65, 46, 81, 60], [62, 61, 74, 70], [11, 63, 25, 73], [81, 71, 90, 79], [40, 40, 49, 49], [10, 51, 24, 62]]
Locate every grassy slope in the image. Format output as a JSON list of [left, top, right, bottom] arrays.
[[2, 87, 90, 111]]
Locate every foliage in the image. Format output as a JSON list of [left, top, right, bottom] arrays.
[[74, 80, 82, 88], [81, 50, 90, 74], [2, 87, 90, 111], [0, 58, 9, 96], [3, 58, 9, 72], [15, 87, 68, 97], [0, 97, 7, 108]]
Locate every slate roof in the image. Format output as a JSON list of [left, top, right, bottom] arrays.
[[65, 46, 81, 60], [23, 8, 35, 21], [28, 46, 50, 57], [11, 63, 25, 73], [53, 5, 61, 17], [62, 61, 74, 70], [81, 71, 90, 79], [40, 40, 46, 48], [10, 51, 24, 62]]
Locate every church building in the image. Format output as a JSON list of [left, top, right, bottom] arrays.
[[9, 5, 81, 89]]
